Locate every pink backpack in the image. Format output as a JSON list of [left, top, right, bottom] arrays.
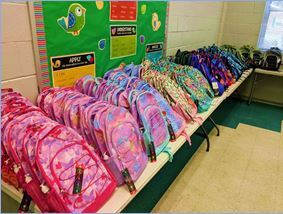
[[80, 101, 109, 150], [63, 95, 95, 135], [129, 90, 171, 161], [93, 105, 148, 192], [4, 112, 52, 212], [22, 121, 60, 212], [52, 88, 75, 124], [2, 89, 117, 212], [38, 88, 147, 194], [36, 125, 117, 212]]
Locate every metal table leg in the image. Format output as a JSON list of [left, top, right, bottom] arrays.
[[208, 116, 220, 136], [248, 72, 258, 105], [196, 125, 210, 152]]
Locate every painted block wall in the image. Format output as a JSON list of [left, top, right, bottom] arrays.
[[1, 2, 39, 103], [220, 1, 265, 47], [166, 2, 224, 56], [220, 1, 283, 106]]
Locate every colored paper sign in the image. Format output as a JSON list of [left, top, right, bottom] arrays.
[[146, 43, 163, 62], [110, 25, 137, 59], [50, 52, 95, 87], [110, 1, 137, 21]]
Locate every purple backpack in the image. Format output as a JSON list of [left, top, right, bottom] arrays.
[[92, 105, 148, 190], [38, 88, 147, 193], [129, 90, 171, 161]]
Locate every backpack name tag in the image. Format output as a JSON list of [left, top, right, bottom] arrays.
[[212, 82, 218, 90], [19, 191, 32, 212], [162, 111, 176, 142], [148, 141, 157, 162], [122, 168, 137, 195], [73, 166, 84, 194]]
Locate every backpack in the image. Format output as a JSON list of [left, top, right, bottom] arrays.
[[4, 112, 53, 212], [172, 72, 212, 112], [111, 70, 188, 139], [129, 90, 171, 160], [76, 75, 172, 160], [261, 47, 282, 71], [190, 53, 225, 96], [2, 89, 117, 212], [148, 58, 213, 112], [35, 125, 117, 212], [93, 105, 148, 190], [141, 67, 197, 123], [39, 88, 147, 192]]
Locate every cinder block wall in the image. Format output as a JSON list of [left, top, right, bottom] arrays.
[[166, 2, 224, 56], [1, 2, 39, 103], [220, 1, 265, 47]]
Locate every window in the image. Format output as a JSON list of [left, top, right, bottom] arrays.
[[258, 0, 283, 51]]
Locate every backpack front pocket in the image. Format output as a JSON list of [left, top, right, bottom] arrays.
[[50, 143, 113, 211]]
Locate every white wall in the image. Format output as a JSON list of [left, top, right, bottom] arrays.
[[220, 1, 265, 47], [1, 2, 39, 103], [166, 2, 224, 56]]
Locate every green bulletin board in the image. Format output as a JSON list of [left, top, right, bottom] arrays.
[[33, 1, 168, 90]]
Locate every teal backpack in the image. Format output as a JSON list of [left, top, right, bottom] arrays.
[[149, 59, 213, 112]]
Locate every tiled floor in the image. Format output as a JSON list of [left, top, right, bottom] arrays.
[[153, 123, 283, 212]]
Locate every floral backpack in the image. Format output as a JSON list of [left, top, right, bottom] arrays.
[[172, 72, 213, 112], [147, 59, 213, 113], [141, 68, 198, 123]]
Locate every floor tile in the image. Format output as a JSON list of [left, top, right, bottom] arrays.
[[153, 124, 283, 212]]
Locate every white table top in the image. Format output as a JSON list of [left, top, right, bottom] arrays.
[[255, 68, 283, 77]]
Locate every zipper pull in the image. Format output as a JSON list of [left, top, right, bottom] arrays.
[[40, 184, 50, 194], [13, 164, 21, 174], [148, 141, 157, 162], [24, 174, 32, 184], [103, 152, 109, 160]]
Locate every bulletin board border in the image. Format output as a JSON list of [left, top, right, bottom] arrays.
[[29, 1, 51, 92]]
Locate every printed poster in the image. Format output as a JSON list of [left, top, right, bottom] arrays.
[[146, 42, 163, 62], [110, 1, 137, 21], [51, 52, 95, 87], [110, 25, 137, 59]]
